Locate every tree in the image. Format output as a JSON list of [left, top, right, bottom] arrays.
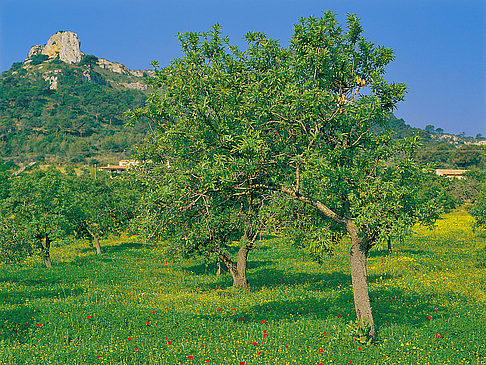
[[73, 173, 138, 254], [131, 12, 445, 340], [5, 168, 77, 267]]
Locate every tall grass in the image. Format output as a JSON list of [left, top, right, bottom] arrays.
[[0, 208, 485, 364]]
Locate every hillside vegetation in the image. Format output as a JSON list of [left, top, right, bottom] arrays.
[[0, 208, 484, 364], [0, 56, 149, 164]]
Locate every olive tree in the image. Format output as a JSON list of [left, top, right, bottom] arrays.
[[131, 12, 445, 339]]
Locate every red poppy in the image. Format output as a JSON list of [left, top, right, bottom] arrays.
[[127, 337, 131, 341], [263, 330, 267, 334], [349, 361, 353, 364], [25, 322, 28, 325], [37, 324, 43, 327], [285, 345, 289, 348], [151, 311, 155, 314], [165, 307, 168, 310], [256, 352, 261, 356], [240, 362, 245, 365], [434, 308, 438, 312], [135, 348, 138, 351], [309, 309, 312, 312], [87, 315, 92, 319], [318, 348, 323, 353], [252, 342, 258, 345], [205, 360, 210, 363], [436, 334, 441, 338], [168, 341, 172, 345], [323, 331, 327, 335], [263, 334, 268, 338], [97, 356, 101, 359], [232, 308, 236, 311], [188, 355, 194, 360], [201, 344, 205, 347], [165, 336, 168, 340], [427, 316, 432, 319], [357, 347, 361, 351], [241, 317, 245, 321], [218, 308, 222, 311], [338, 315, 342, 318], [260, 320, 265, 324], [318, 363, 323, 365], [146, 321, 150, 325]]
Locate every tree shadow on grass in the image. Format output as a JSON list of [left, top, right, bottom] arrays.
[[0, 287, 83, 343], [182, 259, 274, 276]]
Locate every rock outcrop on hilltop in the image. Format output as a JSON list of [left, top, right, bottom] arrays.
[[28, 31, 82, 64]]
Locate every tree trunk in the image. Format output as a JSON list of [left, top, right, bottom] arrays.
[[216, 261, 222, 276], [348, 222, 375, 341], [387, 237, 392, 255], [94, 236, 102, 255], [44, 234, 52, 268], [219, 245, 250, 289]]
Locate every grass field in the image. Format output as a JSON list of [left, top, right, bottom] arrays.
[[1, 208, 485, 364]]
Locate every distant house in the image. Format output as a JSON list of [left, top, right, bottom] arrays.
[[98, 160, 139, 173], [435, 169, 467, 179]]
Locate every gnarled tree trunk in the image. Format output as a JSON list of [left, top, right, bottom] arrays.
[[43, 234, 52, 268], [347, 222, 375, 340], [219, 245, 251, 289], [93, 236, 102, 255]]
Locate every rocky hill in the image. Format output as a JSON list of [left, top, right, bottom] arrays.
[[0, 31, 151, 164]]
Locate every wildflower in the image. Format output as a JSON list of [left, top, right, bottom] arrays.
[[146, 321, 150, 325], [323, 331, 327, 335], [240, 362, 245, 365], [165, 336, 168, 340], [188, 355, 194, 360], [436, 334, 441, 338], [357, 347, 361, 351], [241, 317, 245, 321], [263, 334, 268, 338], [151, 311, 155, 314], [168, 341, 172, 345], [285, 345, 289, 348], [201, 344, 205, 348], [434, 308, 438, 312], [338, 315, 342, 318], [87, 315, 92, 319], [97, 356, 101, 359], [318, 349, 324, 353], [25, 322, 28, 325], [37, 323, 43, 327], [256, 352, 261, 356], [260, 320, 265, 324], [165, 307, 168, 310], [135, 348, 138, 351], [218, 308, 222, 311], [127, 337, 131, 341], [252, 342, 258, 345], [427, 316, 432, 319]]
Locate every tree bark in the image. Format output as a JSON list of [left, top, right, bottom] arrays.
[[219, 245, 250, 289], [387, 237, 392, 255], [216, 261, 222, 276], [93, 235, 102, 255], [348, 222, 375, 340], [87, 228, 102, 254], [44, 234, 52, 268]]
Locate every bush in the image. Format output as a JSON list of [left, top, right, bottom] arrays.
[[30, 54, 49, 65]]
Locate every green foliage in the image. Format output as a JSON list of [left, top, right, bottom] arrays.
[[0, 57, 148, 163], [29, 54, 49, 65], [132, 12, 446, 260]]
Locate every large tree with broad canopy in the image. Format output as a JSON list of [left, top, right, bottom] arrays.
[[130, 12, 446, 340]]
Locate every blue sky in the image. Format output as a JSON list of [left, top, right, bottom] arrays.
[[1, 0, 485, 136]]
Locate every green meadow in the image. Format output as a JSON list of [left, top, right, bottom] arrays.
[[1, 208, 485, 365]]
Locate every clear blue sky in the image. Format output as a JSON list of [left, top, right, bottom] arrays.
[[1, 0, 485, 136]]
